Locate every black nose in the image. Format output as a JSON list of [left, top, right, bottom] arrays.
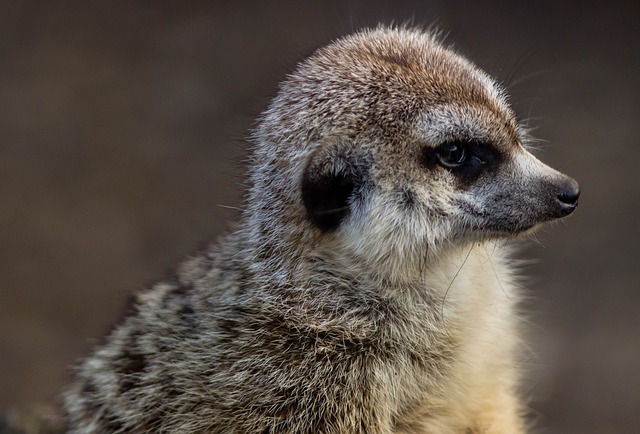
[[556, 178, 580, 215]]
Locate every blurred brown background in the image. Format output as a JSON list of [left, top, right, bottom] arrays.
[[1, 1, 638, 433]]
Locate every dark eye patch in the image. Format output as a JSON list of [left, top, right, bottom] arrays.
[[421, 140, 502, 185]]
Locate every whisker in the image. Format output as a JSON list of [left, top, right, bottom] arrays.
[[440, 244, 474, 327]]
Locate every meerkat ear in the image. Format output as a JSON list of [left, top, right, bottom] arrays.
[[301, 141, 368, 231]]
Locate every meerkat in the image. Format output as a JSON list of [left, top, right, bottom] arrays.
[[63, 26, 579, 433]]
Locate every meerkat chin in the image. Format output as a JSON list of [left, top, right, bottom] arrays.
[[64, 26, 579, 433]]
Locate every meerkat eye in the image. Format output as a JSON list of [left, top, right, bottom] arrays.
[[437, 142, 468, 168], [422, 140, 500, 184]]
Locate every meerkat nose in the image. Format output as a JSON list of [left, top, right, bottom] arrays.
[[555, 178, 580, 215]]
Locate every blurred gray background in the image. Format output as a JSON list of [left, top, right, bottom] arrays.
[[1, 1, 638, 433]]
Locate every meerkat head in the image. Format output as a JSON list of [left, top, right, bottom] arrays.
[[249, 27, 579, 281]]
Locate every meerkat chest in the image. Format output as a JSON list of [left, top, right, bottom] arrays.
[[366, 312, 455, 423], [374, 266, 517, 429]]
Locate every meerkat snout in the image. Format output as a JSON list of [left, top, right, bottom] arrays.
[[483, 147, 580, 233]]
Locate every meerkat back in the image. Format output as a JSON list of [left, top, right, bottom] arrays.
[[64, 27, 579, 434]]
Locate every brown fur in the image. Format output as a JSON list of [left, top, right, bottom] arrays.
[[63, 26, 578, 433]]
